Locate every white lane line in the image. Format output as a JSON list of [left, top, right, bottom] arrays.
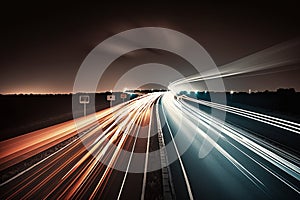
[[167, 97, 268, 193], [161, 98, 194, 200], [223, 137, 300, 194], [182, 95, 300, 134], [156, 97, 175, 199], [0, 125, 99, 187], [89, 97, 154, 199], [117, 99, 156, 200], [177, 98, 300, 189], [141, 104, 154, 200], [116, 120, 142, 200]]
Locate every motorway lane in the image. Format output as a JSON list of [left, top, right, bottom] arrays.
[[100, 100, 153, 200], [0, 103, 124, 172], [159, 92, 299, 199], [182, 95, 300, 153], [1, 91, 299, 199], [157, 97, 193, 200], [0, 93, 162, 199]]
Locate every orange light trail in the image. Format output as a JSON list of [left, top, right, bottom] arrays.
[[0, 93, 162, 199]]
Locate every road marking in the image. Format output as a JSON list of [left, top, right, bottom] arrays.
[[181, 95, 300, 134], [156, 98, 175, 200], [141, 104, 154, 200], [117, 99, 156, 200], [0, 125, 98, 187], [161, 98, 194, 200]]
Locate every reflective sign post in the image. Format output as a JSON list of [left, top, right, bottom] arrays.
[[107, 95, 116, 107], [120, 93, 127, 103], [79, 95, 90, 117]]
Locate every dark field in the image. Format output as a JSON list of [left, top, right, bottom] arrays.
[[181, 90, 300, 122], [0, 92, 138, 141], [1, 90, 299, 142]]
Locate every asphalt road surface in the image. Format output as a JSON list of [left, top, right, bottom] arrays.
[[1, 92, 299, 199]]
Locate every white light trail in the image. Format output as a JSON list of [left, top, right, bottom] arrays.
[[163, 92, 300, 194], [161, 97, 195, 200], [169, 38, 300, 89]]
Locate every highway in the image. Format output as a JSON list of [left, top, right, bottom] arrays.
[[0, 93, 163, 199], [0, 92, 299, 199], [159, 93, 300, 199]]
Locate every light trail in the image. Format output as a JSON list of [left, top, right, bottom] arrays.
[[140, 105, 153, 200], [161, 91, 300, 195], [181, 95, 300, 134], [161, 95, 195, 200], [179, 96, 299, 177], [169, 38, 300, 89], [116, 99, 155, 200], [1, 90, 299, 199], [178, 97, 300, 172], [0, 93, 161, 199], [163, 39, 300, 199], [161, 93, 268, 194]]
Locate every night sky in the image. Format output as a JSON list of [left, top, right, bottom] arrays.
[[1, 2, 300, 94]]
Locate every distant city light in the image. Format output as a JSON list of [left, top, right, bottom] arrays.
[[230, 90, 234, 94]]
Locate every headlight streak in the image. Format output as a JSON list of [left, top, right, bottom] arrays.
[[0, 105, 119, 171], [182, 95, 300, 134], [52, 126, 122, 199], [222, 136, 300, 195], [164, 40, 300, 198], [140, 104, 153, 200], [171, 95, 300, 194], [1, 90, 299, 199], [161, 95, 195, 200], [169, 38, 300, 89], [117, 102, 153, 200], [90, 96, 157, 199], [6, 115, 121, 199], [0, 126, 92, 187], [69, 95, 158, 198], [161, 93, 268, 195], [1, 94, 160, 199], [179, 98, 300, 177], [178, 98, 300, 163], [3, 129, 95, 199], [1, 118, 109, 190]]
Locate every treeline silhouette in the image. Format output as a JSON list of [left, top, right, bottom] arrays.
[[0, 92, 138, 141], [180, 88, 300, 116], [1, 89, 298, 141]]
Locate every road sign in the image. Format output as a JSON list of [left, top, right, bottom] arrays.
[[107, 95, 115, 101], [120, 93, 127, 99], [79, 95, 90, 104], [79, 95, 89, 117], [107, 95, 115, 107], [120, 93, 127, 103]]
